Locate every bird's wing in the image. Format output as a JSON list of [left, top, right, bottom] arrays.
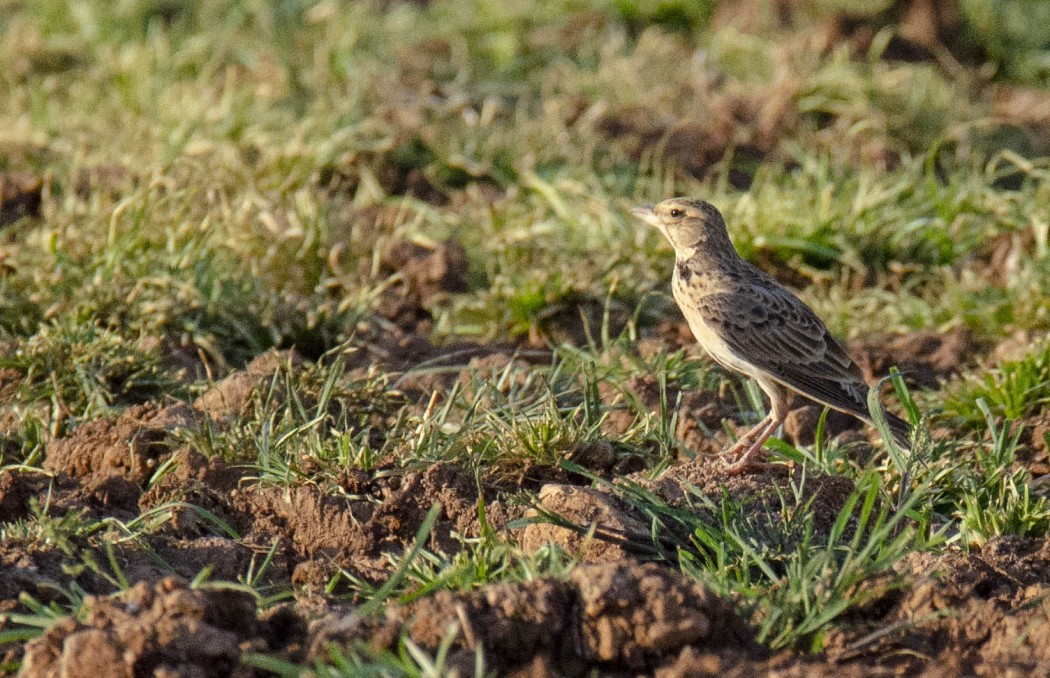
[[697, 285, 871, 416]]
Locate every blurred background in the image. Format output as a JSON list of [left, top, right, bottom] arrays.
[[5, 6, 1050, 670], [2, 0, 1050, 366]]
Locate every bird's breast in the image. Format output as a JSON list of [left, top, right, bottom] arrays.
[[672, 274, 760, 378]]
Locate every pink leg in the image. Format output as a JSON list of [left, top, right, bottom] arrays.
[[723, 412, 785, 475], [723, 414, 772, 458]]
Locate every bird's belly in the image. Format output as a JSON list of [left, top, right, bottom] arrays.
[[680, 312, 760, 379], [671, 271, 763, 379]]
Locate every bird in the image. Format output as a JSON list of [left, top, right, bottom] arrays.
[[630, 197, 912, 474]]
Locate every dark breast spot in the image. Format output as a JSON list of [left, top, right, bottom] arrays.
[[676, 261, 693, 282]]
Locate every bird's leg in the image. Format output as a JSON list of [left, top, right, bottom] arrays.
[[723, 414, 772, 458], [723, 411, 786, 475]]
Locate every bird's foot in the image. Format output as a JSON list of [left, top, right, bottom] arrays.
[[722, 415, 783, 475], [723, 416, 771, 458], [722, 447, 770, 475]]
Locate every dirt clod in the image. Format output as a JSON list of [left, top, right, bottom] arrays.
[[43, 403, 199, 486], [374, 239, 469, 334], [241, 461, 517, 588], [18, 578, 288, 678], [0, 469, 49, 522], [138, 448, 246, 538], [382, 239, 469, 303], [782, 403, 862, 447], [521, 485, 649, 563], [566, 440, 616, 471], [313, 561, 756, 674], [825, 535, 1050, 674], [848, 329, 972, 389], [648, 459, 858, 539], [599, 373, 734, 457], [0, 171, 43, 227], [570, 562, 750, 667], [193, 349, 303, 420]]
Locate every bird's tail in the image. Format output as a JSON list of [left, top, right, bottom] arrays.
[[880, 410, 913, 451]]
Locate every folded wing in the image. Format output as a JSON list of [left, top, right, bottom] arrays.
[[697, 284, 871, 417]]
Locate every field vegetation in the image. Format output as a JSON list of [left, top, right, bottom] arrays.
[[2, 0, 1050, 675]]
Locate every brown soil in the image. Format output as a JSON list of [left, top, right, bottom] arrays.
[[847, 328, 974, 389], [0, 171, 43, 228], [520, 484, 652, 562], [43, 403, 200, 488], [598, 371, 738, 457], [17, 562, 759, 677], [5, 323, 1046, 676], [594, 103, 785, 190], [0, 351, 521, 605], [373, 238, 470, 335], [820, 535, 1050, 675], [19, 535, 1050, 676], [389, 561, 759, 672], [18, 577, 302, 678], [519, 462, 858, 571]]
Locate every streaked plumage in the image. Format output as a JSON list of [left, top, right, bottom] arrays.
[[631, 197, 911, 473]]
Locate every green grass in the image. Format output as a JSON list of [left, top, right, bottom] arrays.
[[944, 340, 1050, 427], [948, 399, 1050, 545], [248, 627, 488, 678], [186, 353, 406, 479], [0, 316, 179, 426]]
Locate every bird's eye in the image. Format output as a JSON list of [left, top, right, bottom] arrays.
[[669, 208, 685, 218]]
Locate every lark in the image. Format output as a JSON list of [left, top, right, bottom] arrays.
[[631, 197, 912, 474]]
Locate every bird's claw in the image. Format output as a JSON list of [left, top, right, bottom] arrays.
[[722, 447, 771, 475]]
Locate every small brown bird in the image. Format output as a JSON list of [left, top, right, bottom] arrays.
[[631, 197, 912, 474]]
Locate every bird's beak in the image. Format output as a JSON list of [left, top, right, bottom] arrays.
[[630, 204, 659, 227]]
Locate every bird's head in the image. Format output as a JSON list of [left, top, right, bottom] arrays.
[[630, 197, 731, 257]]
